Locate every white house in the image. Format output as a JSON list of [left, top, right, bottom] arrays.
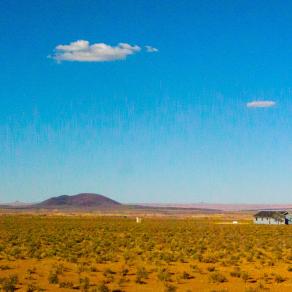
[[254, 211, 292, 225]]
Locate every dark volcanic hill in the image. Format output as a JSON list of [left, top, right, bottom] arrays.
[[36, 193, 121, 209]]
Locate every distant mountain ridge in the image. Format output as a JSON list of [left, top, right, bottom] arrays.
[[36, 193, 121, 209]]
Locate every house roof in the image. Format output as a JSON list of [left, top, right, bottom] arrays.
[[254, 210, 288, 219]]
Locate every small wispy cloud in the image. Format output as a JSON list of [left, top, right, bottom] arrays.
[[50, 40, 141, 62], [246, 100, 276, 108], [145, 45, 159, 53]]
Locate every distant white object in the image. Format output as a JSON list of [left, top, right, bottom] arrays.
[[232, 221, 238, 224], [136, 217, 142, 223]]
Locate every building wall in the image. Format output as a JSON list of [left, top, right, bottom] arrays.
[[254, 217, 285, 224], [285, 215, 292, 225]]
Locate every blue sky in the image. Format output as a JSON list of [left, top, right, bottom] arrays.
[[1, 0, 292, 203]]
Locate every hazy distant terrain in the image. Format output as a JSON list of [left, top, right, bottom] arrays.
[[141, 203, 292, 211], [0, 193, 222, 215], [2, 193, 292, 214]]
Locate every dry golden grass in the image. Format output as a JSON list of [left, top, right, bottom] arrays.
[[1, 215, 292, 291]]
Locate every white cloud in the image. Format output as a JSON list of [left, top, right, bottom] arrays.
[[246, 100, 276, 108], [51, 40, 141, 62], [145, 45, 158, 53]]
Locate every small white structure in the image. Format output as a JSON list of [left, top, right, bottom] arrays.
[[136, 217, 142, 223], [232, 221, 238, 224]]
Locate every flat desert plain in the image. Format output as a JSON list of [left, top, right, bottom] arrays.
[[1, 214, 292, 291]]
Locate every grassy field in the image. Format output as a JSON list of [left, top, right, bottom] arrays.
[[1, 215, 292, 291]]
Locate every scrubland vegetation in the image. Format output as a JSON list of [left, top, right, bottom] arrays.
[[0, 215, 292, 291]]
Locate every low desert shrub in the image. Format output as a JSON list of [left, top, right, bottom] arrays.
[[79, 277, 90, 291], [0, 265, 12, 271], [157, 268, 172, 282], [209, 272, 227, 283], [274, 274, 285, 283], [164, 283, 177, 292], [26, 283, 42, 292], [120, 267, 129, 276], [96, 283, 110, 292], [181, 271, 192, 279], [241, 271, 250, 282], [207, 266, 216, 272], [230, 267, 241, 278], [59, 281, 74, 288], [48, 270, 59, 284], [135, 267, 148, 284], [1, 275, 18, 292]]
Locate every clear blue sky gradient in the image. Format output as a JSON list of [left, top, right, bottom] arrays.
[[1, 0, 292, 203]]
